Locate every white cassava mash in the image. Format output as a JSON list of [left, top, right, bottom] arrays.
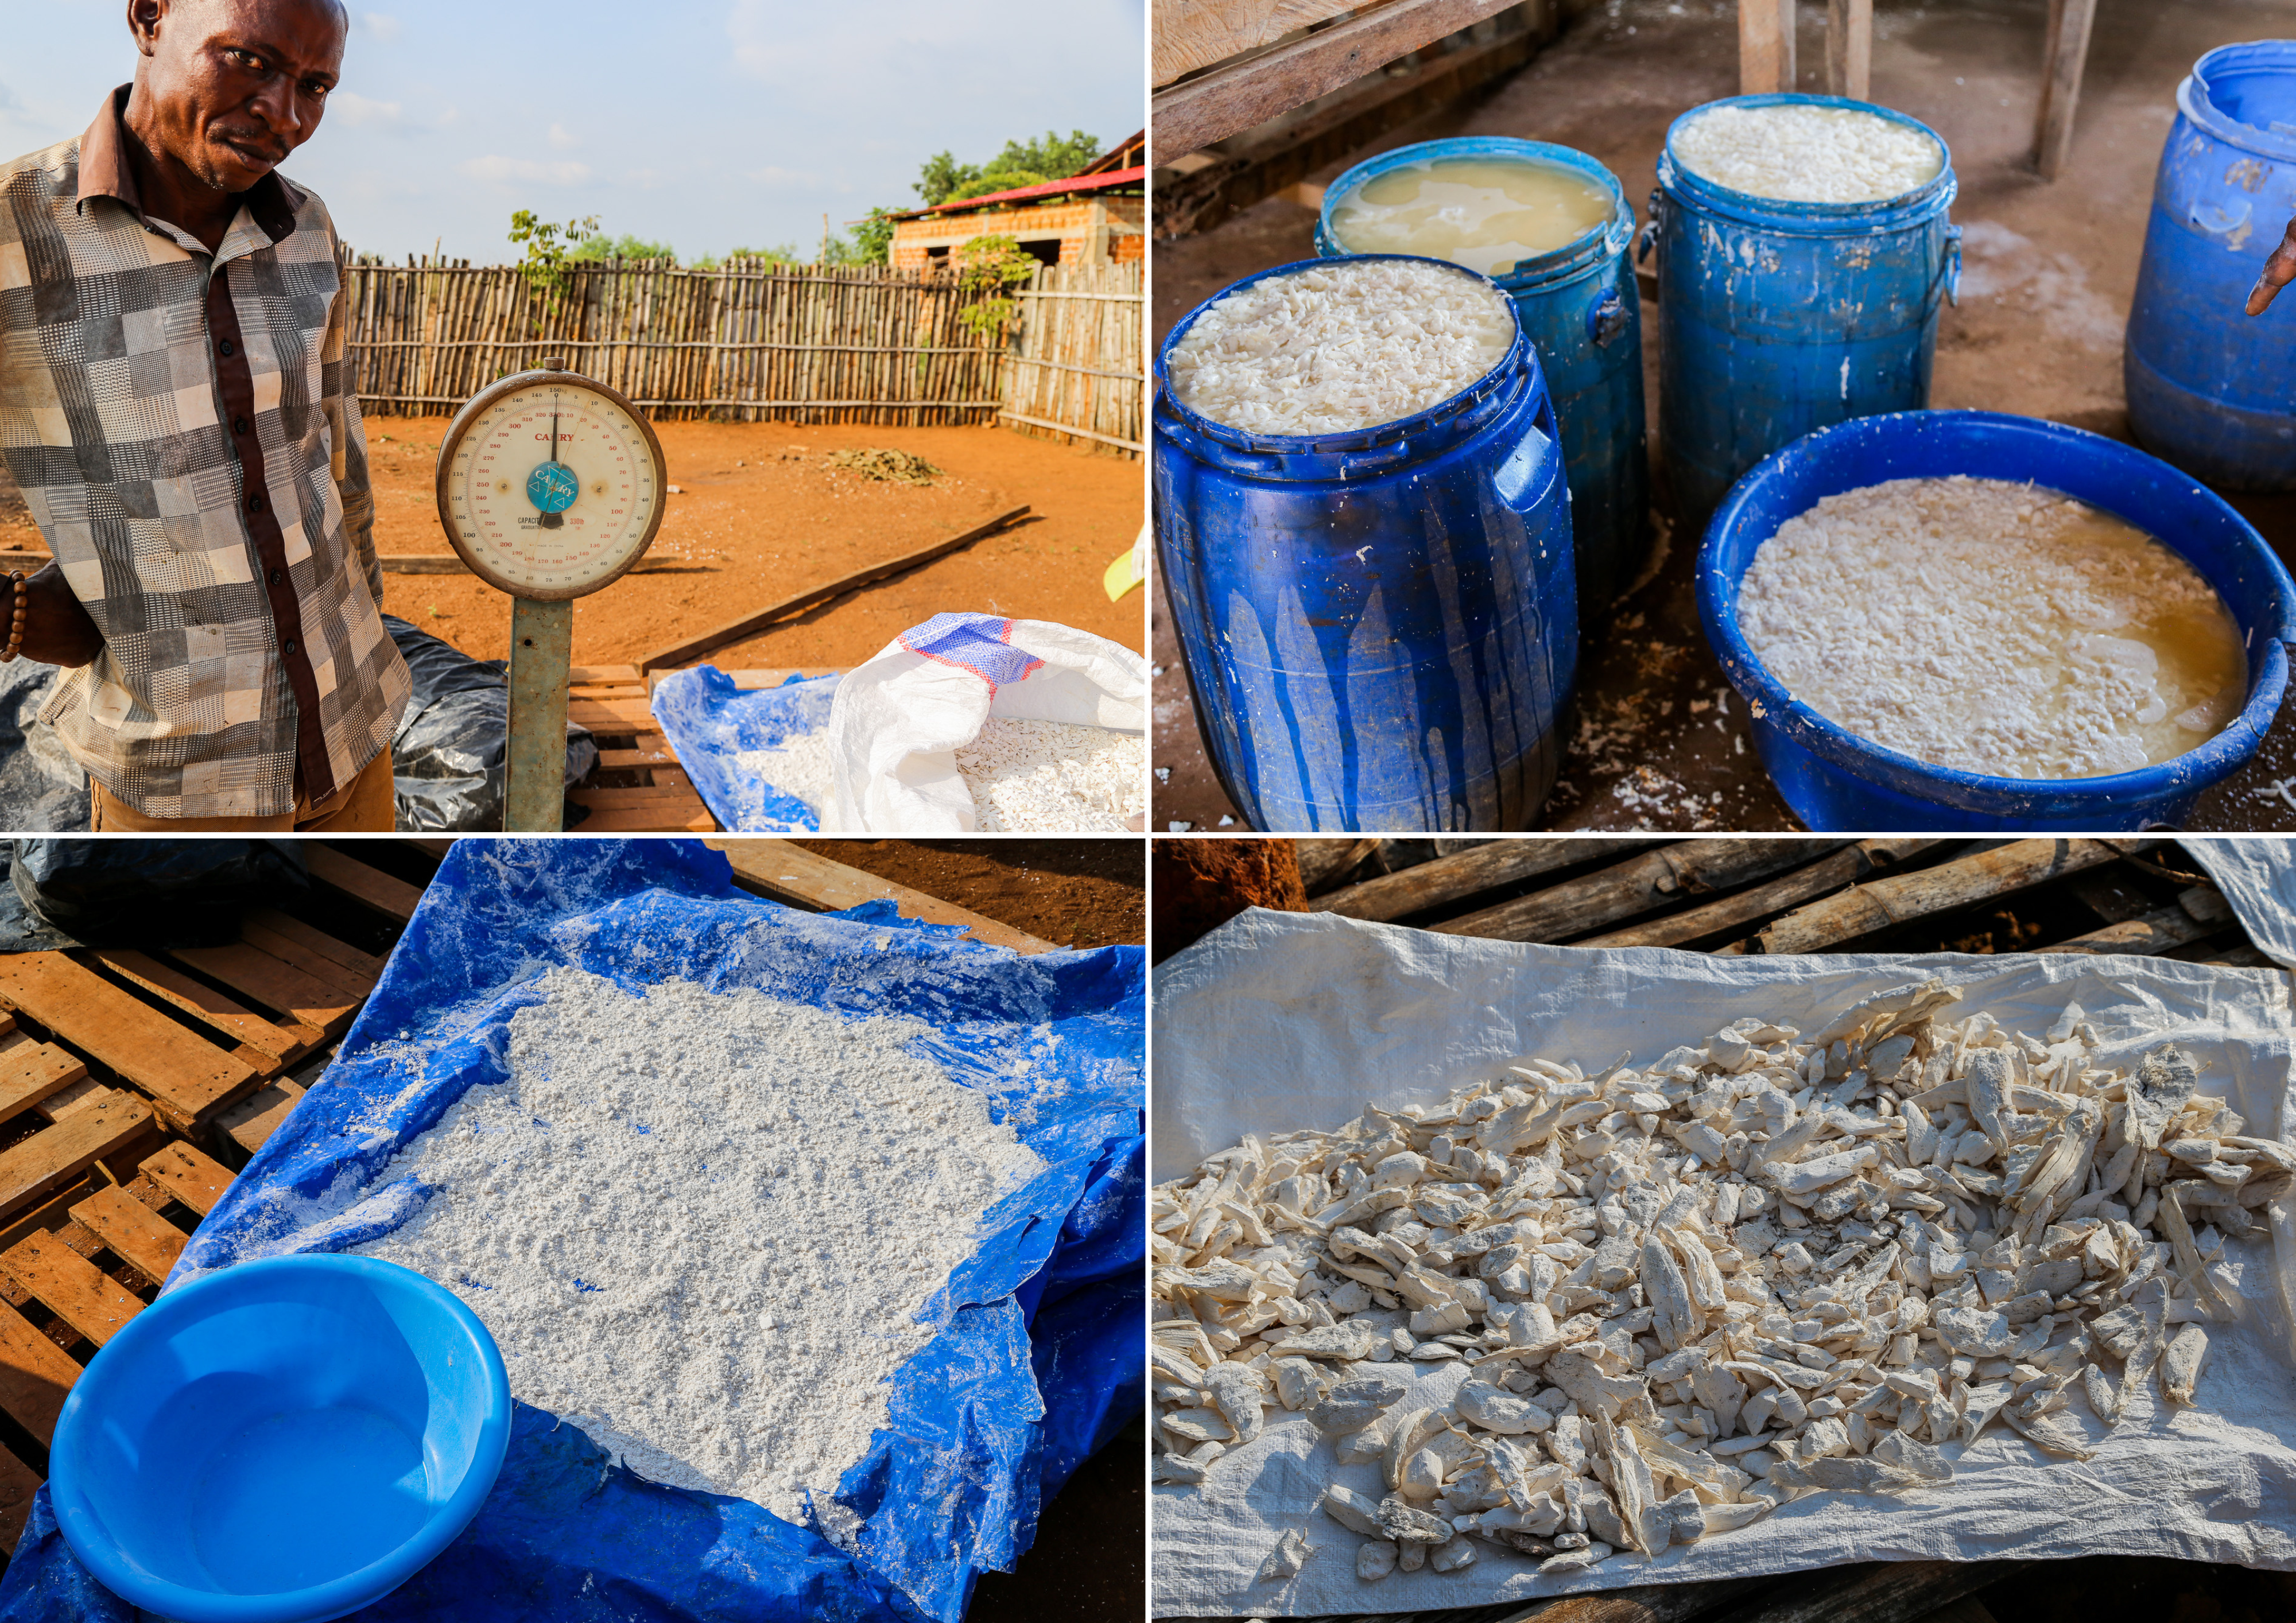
[[1674, 103, 1942, 203], [1736, 477, 2245, 781], [1168, 260, 1516, 436], [737, 719, 1144, 831], [350, 967, 1044, 1521]]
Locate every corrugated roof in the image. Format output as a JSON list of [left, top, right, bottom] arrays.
[[888, 166, 1146, 223]]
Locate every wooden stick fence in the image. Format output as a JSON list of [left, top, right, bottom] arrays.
[[339, 254, 1145, 454], [1000, 263, 1146, 457]]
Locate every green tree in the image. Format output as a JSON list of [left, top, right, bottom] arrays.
[[953, 234, 1041, 342], [569, 232, 678, 264], [508, 209, 600, 295], [913, 131, 1100, 208], [846, 209, 896, 265]]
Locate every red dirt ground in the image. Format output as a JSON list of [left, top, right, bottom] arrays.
[[0, 420, 1146, 666]]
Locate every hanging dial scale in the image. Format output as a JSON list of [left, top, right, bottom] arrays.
[[435, 359, 668, 597], [433, 360, 670, 830]]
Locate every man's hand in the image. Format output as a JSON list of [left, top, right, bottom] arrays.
[[15, 564, 102, 669], [2248, 215, 2296, 315]]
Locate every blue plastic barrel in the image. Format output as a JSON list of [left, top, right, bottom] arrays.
[[1651, 94, 1961, 526], [1153, 255, 1576, 832], [1698, 410, 2296, 832], [2126, 40, 2296, 489], [1317, 139, 1649, 619]]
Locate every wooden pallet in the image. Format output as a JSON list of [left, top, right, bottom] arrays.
[[1205, 836, 2267, 1623], [0, 841, 439, 1553], [567, 663, 844, 834]]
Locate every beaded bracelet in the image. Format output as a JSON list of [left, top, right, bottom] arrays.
[[0, 572, 23, 663]]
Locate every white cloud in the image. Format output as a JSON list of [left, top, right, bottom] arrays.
[[548, 122, 579, 150], [329, 90, 404, 126], [359, 13, 402, 44], [459, 155, 592, 187]]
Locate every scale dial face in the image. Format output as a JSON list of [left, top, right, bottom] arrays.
[[434, 370, 668, 600]]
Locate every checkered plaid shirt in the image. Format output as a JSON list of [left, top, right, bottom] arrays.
[[0, 89, 409, 817]]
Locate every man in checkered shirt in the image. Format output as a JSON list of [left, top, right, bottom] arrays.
[[0, 0, 410, 829]]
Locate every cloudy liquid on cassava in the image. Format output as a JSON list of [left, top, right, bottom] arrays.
[[1328, 157, 1614, 275]]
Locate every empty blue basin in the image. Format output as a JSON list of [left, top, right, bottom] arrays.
[[49, 1253, 510, 1623]]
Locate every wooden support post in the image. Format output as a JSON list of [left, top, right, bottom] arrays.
[[1826, 0, 1872, 100], [1740, 0, 1795, 95], [2034, 0, 2099, 180], [505, 596, 575, 833]]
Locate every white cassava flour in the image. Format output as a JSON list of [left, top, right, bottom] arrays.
[[734, 731, 841, 828], [1168, 259, 1515, 435], [350, 966, 1045, 1521], [737, 719, 1144, 832], [957, 717, 1145, 832], [1736, 476, 2245, 779], [1674, 103, 1943, 203]]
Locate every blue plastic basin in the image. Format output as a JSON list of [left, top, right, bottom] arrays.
[[1697, 409, 2296, 831], [50, 1255, 510, 1623]]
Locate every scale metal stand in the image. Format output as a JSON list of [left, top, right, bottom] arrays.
[[433, 358, 669, 830]]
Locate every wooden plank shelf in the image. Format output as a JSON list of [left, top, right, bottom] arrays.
[[0, 840, 443, 1551]]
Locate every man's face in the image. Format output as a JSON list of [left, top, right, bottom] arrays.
[[131, 0, 347, 193]]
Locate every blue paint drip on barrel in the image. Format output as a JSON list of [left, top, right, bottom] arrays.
[[1316, 139, 1650, 620], [1654, 94, 1960, 527], [1697, 410, 2296, 832], [1153, 256, 1577, 832], [2126, 40, 2296, 490]]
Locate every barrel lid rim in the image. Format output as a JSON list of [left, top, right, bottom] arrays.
[[1658, 92, 1957, 228], [1316, 137, 1632, 288], [1153, 253, 1535, 453], [1696, 407, 2296, 802], [2182, 41, 2296, 162]]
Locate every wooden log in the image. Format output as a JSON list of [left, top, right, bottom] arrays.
[[239, 911, 385, 987], [2034, 0, 2099, 180], [709, 841, 1054, 953], [1153, 0, 1360, 88], [1825, 0, 1873, 99], [0, 956, 257, 1126], [304, 847, 425, 922], [0, 1231, 142, 1346], [576, 809, 718, 834], [0, 1302, 77, 1446], [1155, 11, 1551, 238], [636, 506, 1030, 671], [1433, 839, 1844, 942], [0, 1042, 88, 1123], [0, 1095, 152, 1221], [1316, 838, 1667, 923], [1740, 0, 1795, 93], [214, 1076, 312, 1160], [1296, 837, 1384, 895], [1701, 1558, 2030, 1623], [1744, 839, 2139, 956], [88, 949, 319, 1060], [140, 1143, 232, 1216], [0, 1437, 38, 1554], [1151, 0, 1528, 165], [1498, 1573, 1775, 1622], [1577, 838, 1949, 951], [71, 1185, 188, 1286], [2035, 887, 2235, 957], [164, 943, 363, 1039]]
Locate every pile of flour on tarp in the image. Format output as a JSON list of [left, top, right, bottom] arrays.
[[350, 964, 1046, 1521]]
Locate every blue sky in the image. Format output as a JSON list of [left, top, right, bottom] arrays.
[[0, 0, 1145, 262]]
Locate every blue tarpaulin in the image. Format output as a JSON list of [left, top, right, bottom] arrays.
[[647, 667, 841, 833], [0, 840, 1143, 1623]]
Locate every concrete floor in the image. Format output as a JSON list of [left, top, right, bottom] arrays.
[[1151, 0, 2296, 832]]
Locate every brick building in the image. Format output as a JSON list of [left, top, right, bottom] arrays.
[[886, 133, 1145, 273]]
